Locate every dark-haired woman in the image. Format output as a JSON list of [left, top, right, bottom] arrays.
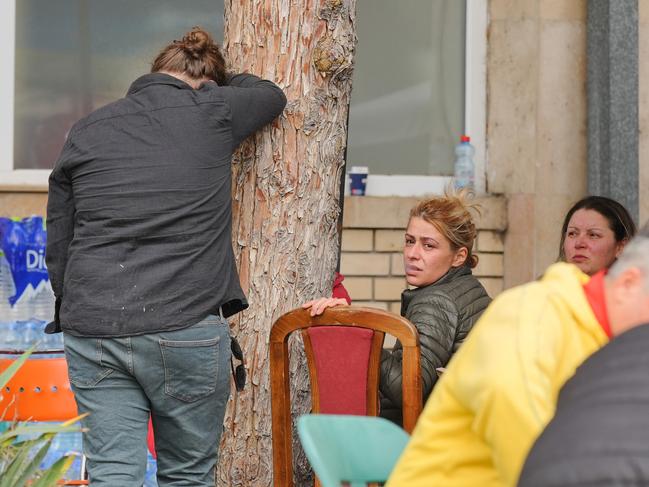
[[46, 27, 286, 486], [559, 196, 636, 276]]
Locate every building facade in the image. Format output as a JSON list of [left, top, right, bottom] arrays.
[[1, 0, 648, 308]]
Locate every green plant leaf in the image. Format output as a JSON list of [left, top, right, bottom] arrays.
[[1, 440, 33, 487], [0, 437, 44, 487], [0, 422, 83, 446], [0, 347, 35, 389], [30, 455, 74, 487], [6, 438, 52, 487], [0, 434, 77, 487], [0, 349, 83, 486]]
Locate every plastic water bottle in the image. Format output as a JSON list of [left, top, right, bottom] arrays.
[[144, 450, 159, 486], [58, 430, 83, 480], [40, 428, 83, 480], [0, 322, 19, 355], [30, 282, 55, 323], [0, 249, 18, 323], [18, 319, 40, 350], [30, 219, 55, 322], [3, 221, 26, 310], [453, 135, 475, 190], [2, 321, 21, 351], [41, 430, 64, 470], [44, 328, 65, 352]]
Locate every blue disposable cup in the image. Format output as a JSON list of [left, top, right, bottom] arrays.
[[349, 166, 368, 196]]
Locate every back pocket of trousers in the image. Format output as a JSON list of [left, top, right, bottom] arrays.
[[159, 336, 221, 402], [65, 337, 113, 388]]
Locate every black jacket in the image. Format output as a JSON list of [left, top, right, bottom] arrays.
[[519, 323, 649, 487], [380, 265, 491, 422], [46, 72, 286, 337]]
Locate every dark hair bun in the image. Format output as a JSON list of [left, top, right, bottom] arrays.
[[152, 26, 226, 85], [180, 27, 212, 59]]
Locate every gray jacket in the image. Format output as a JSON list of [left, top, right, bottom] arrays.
[[519, 323, 649, 487], [46, 72, 286, 337], [380, 265, 491, 422]]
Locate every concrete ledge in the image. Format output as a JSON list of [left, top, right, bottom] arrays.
[[343, 195, 507, 231], [0, 185, 49, 193], [0, 193, 48, 217]]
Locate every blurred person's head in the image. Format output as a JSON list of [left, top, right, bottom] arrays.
[[559, 196, 636, 276], [151, 27, 226, 87], [404, 190, 480, 287], [605, 222, 649, 336]]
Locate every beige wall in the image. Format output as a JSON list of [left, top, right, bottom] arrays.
[[4, 0, 648, 294], [488, 0, 588, 287], [339, 195, 507, 310], [0, 191, 48, 218], [639, 2, 649, 226], [3, 190, 505, 310]]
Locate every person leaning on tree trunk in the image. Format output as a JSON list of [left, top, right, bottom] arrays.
[[45, 27, 286, 487]]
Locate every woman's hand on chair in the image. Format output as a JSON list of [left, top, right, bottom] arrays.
[[302, 297, 349, 317]]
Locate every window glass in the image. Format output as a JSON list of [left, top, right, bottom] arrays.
[[347, 0, 466, 176], [14, 0, 224, 169]]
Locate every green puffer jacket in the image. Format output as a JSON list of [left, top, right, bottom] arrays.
[[380, 264, 491, 424]]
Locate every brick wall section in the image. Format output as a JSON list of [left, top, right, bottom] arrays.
[[340, 196, 507, 313], [0, 191, 508, 310]]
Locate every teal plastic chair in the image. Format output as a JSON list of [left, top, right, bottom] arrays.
[[297, 414, 410, 487]]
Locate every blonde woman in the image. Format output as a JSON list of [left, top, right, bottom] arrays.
[[304, 191, 491, 423]]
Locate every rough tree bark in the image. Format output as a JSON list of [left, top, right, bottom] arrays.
[[218, 1, 357, 486]]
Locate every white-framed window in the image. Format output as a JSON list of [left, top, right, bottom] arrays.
[[1, 1, 487, 195], [0, 0, 224, 188], [347, 0, 487, 196], [0, 1, 18, 184]]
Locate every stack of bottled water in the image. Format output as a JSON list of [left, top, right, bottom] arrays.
[[0, 216, 159, 484], [41, 431, 158, 484], [1, 216, 76, 478], [0, 216, 58, 354], [22, 417, 158, 483], [38, 428, 84, 479], [144, 451, 159, 486], [0, 319, 64, 355], [0, 246, 17, 324]]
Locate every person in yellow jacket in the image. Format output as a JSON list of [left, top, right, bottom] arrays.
[[387, 239, 649, 487]]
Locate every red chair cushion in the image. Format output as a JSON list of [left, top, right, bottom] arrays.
[[307, 326, 374, 415]]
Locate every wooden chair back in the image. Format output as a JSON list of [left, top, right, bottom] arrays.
[[269, 306, 422, 487]]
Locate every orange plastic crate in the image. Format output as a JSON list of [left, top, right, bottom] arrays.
[[0, 355, 78, 422]]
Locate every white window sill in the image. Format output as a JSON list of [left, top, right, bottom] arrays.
[[0, 170, 49, 192], [357, 175, 452, 197], [2, 172, 481, 197], [346, 175, 479, 197]]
